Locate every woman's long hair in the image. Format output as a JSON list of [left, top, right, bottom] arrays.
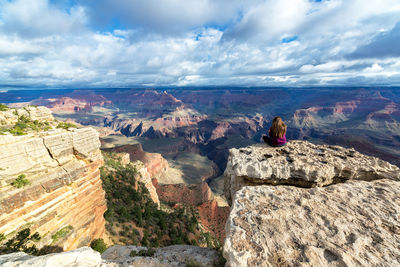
[[270, 116, 286, 138]]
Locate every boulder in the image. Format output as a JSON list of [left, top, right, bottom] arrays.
[[224, 140, 400, 204], [224, 179, 400, 267]]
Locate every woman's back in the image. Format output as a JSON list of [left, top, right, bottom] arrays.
[[264, 116, 287, 147]]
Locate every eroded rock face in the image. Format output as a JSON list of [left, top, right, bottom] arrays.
[[224, 140, 400, 204], [0, 116, 106, 250], [224, 179, 400, 267], [102, 245, 220, 267]]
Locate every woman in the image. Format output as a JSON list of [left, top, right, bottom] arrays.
[[263, 116, 287, 147]]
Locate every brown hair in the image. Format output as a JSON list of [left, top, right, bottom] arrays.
[[270, 116, 286, 138]]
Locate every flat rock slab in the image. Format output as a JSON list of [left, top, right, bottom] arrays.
[[102, 245, 220, 267], [0, 247, 101, 267], [224, 179, 400, 267], [224, 141, 400, 204]]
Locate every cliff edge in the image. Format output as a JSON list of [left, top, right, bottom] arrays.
[[0, 106, 107, 251], [223, 140, 400, 266]]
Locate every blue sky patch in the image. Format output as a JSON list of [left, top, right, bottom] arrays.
[[281, 36, 298, 43]]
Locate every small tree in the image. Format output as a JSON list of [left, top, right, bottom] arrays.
[[90, 238, 107, 253]]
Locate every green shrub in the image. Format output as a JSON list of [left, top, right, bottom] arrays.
[[0, 104, 9, 111], [11, 174, 30, 188], [51, 226, 73, 242], [56, 122, 77, 129], [186, 258, 202, 267], [129, 248, 156, 257], [90, 238, 107, 253], [0, 233, 5, 242]]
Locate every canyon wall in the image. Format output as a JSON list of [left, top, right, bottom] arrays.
[[223, 141, 400, 266], [0, 107, 106, 251]]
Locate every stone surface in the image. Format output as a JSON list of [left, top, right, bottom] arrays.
[[102, 245, 220, 267], [224, 140, 400, 204], [0, 247, 101, 267], [0, 109, 106, 251], [0, 106, 53, 125], [224, 179, 400, 267]]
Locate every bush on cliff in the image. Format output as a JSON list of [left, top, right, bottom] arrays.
[[56, 122, 77, 130], [0, 228, 63, 256], [90, 238, 107, 253], [6, 116, 52, 135], [51, 225, 73, 242], [11, 174, 30, 188], [0, 104, 9, 111]]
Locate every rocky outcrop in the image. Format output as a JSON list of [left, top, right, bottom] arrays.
[[102, 245, 220, 267], [224, 180, 400, 266], [0, 247, 102, 267], [131, 161, 160, 207], [0, 245, 220, 267], [223, 141, 400, 266], [0, 106, 54, 125], [0, 108, 106, 251], [224, 140, 400, 204]]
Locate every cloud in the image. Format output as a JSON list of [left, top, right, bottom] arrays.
[[0, 0, 399, 88], [84, 0, 242, 35], [350, 22, 400, 58]]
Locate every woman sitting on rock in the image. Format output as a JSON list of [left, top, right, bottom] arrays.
[[263, 116, 287, 147]]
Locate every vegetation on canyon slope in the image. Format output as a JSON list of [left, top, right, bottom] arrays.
[[100, 152, 221, 250], [0, 228, 62, 256], [0, 115, 51, 136]]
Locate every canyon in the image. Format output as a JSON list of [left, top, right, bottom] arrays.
[[1, 87, 400, 265], [2, 138, 400, 266]]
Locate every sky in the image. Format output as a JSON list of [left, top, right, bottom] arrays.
[[0, 0, 400, 88]]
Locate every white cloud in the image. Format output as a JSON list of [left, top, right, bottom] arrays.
[[0, 0, 399, 87], [0, 0, 88, 37]]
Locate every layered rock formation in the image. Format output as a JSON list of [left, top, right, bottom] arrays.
[[223, 141, 400, 266], [0, 107, 106, 251]]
